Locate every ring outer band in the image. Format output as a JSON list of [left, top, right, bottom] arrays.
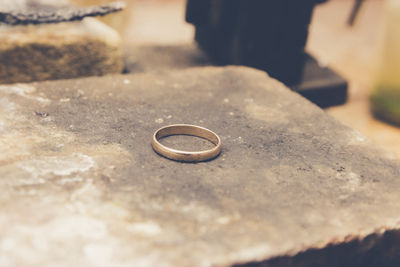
[[152, 124, 222, 162]]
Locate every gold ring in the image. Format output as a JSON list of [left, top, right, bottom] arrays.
[[152, 124, 222, 162]]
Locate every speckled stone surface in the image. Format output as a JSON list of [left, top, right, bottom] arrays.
[[0, 66, 400, 267], [0, 0, 125, 25], [0, 18, 123, 85]]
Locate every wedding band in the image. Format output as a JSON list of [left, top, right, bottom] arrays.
[[152, 124, 222, 162]]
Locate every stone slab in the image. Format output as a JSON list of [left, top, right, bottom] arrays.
[[0, 18, 123, 84], [0, 67, 400, 267]]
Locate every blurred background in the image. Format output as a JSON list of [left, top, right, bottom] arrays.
[[112, 0, 400, 156]]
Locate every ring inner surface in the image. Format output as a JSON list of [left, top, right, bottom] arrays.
[[156, 126, 219, 148]]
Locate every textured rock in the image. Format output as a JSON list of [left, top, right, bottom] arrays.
[[0, 0, 125, 25], [0, 18, 123, 84], [0, 67, 400, 267]]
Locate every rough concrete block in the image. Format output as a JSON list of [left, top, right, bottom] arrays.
[[0, 18, 123, 84], [0, 67, 399, 266]]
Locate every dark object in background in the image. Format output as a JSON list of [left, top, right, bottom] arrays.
[[186, 0, 326, 85], [294, 55, 347, 108], [0, 0, 125, 25], [348, 0, 365, 26], [186, 0, 348, 108]]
